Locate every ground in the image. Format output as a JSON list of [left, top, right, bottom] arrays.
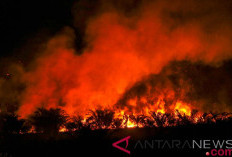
[[1, 121, 232, 157]]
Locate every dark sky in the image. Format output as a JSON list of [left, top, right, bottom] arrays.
[[0, 0, 74, 58], [1, 0, 232, 61]]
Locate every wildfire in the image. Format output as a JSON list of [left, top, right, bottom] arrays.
[[173, 101, 192, 116], [126, 119, 136, 128], [57, 95, 198, 131], [59, 127, 67, 133], [55, 104, 232, 132], [15, 0, 232, 120], [1, 0, 230, 135]]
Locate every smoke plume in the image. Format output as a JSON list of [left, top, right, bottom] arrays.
[[2, 0, 231, 117]]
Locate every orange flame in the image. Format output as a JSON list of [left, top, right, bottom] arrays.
[[17, 1, 232, 119]]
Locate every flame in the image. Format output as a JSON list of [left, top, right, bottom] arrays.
[[59, 127, 67, 133], [16, 1, 232, 119], [157, 109, 165, 114], [174, 101, 192, 116], [126, 119, 136, 128]]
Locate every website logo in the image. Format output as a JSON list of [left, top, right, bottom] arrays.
[[112, 136, 131, 154]]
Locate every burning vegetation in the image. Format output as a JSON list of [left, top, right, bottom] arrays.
[[1, 107, 232, 134], [1, 0, 232, 135]]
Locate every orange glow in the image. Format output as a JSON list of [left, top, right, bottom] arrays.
[[157, 109, 165, 114], [174, 101, 192, 116], [16, 1, 232, 120], [126, 119, 136, 128], [59, 127, 67, 133]]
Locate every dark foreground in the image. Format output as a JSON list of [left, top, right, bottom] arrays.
[[1, 122, 232, 157]]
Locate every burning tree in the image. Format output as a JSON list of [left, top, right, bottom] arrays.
[[128, 114, 149, 128], [65, 116, 83, 132], [86, 109, 115, 129], [112, 118, 123, 129]]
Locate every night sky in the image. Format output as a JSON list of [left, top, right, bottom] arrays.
[[1, 0, 232, 61], [0, 0, 73, 58]]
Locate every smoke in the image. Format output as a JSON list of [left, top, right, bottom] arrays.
[[4, 0, 231, 117], [0, 61, 25, 113], [116, 61, 232, 113]]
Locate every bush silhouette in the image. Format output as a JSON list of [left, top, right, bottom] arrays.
[[29, 108, 67, 135], [0, 113, 28, 134]]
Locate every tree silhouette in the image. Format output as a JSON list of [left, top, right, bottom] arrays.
[[86, 109, 114, 129], [0, 113, 28, 134], [112, 118, 123, 129], [143, 117, 155, 127], [175, 110, 192, 125], [29, 108, 67, 135], [65, 116, 83, 132], [164, 113, 176, 126], [150, 112, 167, 127], [129, 114, 148, 128]]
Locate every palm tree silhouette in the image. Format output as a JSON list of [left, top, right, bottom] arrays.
[[29, 108, 67, 135], [86, 109, 114, 129], [65, 116, 83, 132]]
